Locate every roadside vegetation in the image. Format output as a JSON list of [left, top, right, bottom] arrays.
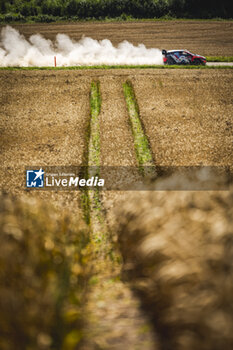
[[0, 65, 233, 71], [0, 0, 232, 23], [206, 56, 233, 62], [0, 194, 91, 350]]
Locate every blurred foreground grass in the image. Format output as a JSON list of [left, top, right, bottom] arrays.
[[114, 173, 233, 350], [0, 193, 91, 350]]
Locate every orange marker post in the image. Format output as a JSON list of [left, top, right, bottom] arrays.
[[54, 56, 57, 67]]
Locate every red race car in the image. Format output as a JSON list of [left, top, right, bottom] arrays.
[[162, 49, 206, 65]]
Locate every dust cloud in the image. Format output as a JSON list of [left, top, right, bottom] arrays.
[[0, 26, 163, 67]]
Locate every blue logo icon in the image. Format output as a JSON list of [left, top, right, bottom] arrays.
[[26, 169, 44, 188]]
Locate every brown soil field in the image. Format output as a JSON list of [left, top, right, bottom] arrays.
[[114, 184, 233, 350], [0, 70, 91, 214], [2, 20, 233, 56], [81, 77, 156, 350], [100, 68, 232, 234], [100, 76, 137, 167], [1, 68, 232, 203], [133, 69, 233, 165], [0, 68, 232, 349], [98, 74, 142, 257]]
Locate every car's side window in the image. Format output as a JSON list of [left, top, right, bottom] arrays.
[[171, 52, 179, 58]]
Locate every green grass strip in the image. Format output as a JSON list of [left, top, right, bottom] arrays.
[[206, 56, 233, 62], [80, 81, 101, 226], [89, 81, 101, 167], [0, 64, 233, 71], [1, 18, 233, 25], [87, 81, 107, 247], [123, 81, 154, 175]]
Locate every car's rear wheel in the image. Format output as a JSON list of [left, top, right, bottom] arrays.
[[167, 57, 175, 65]]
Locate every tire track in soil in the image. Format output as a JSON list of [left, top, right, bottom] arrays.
[[99, 76, 142, 224], [122, 80, 157, 179], [80, 78, 157, 350], [85, 81, 106, 243]]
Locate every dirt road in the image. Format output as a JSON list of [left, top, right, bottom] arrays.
[[207, 62, 233, 66]]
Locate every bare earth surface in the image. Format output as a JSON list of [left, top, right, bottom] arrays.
[[81, 76, 156, 349], [99, 75, 141, 225], [0, 70, 91, 214], [0, 68, 232, 349], [2, 20, 233, 56], [100, 76, 137, 167], [133, 69, 233, 165]]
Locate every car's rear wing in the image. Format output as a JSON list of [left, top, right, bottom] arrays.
[[162, 49, 167, 56]]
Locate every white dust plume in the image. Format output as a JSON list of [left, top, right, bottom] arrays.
[[0, 26, 163, 67]]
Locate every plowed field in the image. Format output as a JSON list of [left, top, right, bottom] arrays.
[[0, 70, 91, 214], [0, 68, 232, 349], [1, 68, 232, 220], [2, 20, 233, 56]]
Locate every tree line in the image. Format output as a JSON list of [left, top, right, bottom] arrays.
[[0, 0, 232, 22]]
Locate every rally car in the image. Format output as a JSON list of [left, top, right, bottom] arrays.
[[162, 49, 206, 65]]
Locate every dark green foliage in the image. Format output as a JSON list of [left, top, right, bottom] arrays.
[[0, 0, 6, 13], [0, 0, 232, 21], [1, 12, 25, 22]]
